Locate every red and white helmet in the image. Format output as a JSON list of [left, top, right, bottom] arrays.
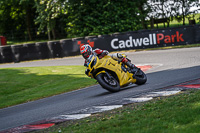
[[80, 44, 92, 59]]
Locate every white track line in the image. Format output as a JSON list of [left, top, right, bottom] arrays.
[[145, 90, 181, 97], [124, 97, 153, 102], [52, 114, 91, 120]]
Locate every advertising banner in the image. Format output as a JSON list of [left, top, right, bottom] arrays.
[[195, 25, 200, 43], [74, 26, 196, 52]]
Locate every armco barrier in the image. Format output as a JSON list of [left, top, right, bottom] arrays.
[[60, 39, 79, 56], [85, 36, 97, 48], [95, 34, 112, 50], [24, 43, 40, 60], [11, 44, 29, 62], [0, 53, 3, 63], [0, 45, 14, 63], [36, 42, 51, 59], [47, 41, 63, 58], [72, 37, 85, 54], [0, 25, 200, 64], [195, 25, 200, 43]]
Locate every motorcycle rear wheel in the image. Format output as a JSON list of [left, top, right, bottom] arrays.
[[96, 73, 120, 92]]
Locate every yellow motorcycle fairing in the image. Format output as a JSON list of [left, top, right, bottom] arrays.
[[87, 55, 136, 87]]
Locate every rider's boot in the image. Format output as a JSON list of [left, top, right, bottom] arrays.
[[111, 53, 139, 73], [121, 58, 139, 73]]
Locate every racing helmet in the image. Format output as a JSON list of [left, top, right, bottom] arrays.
[[80, 44, 92, 59]]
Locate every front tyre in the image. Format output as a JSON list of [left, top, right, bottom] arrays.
[[134, 69, 147, 85], [96, 73, 120, 92]]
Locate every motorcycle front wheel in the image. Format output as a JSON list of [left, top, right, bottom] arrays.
[[134, 69, 147, 85], [96, 73, 120, 92]]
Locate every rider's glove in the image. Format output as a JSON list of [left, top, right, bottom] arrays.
[[99, 50, 109, 59], [102, 50, 109, 56]]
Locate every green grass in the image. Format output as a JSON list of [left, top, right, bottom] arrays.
[[44, 90, 200, 133], [7, 39, 47, 45], [170, 13, 200, 25], [0, 66, 96, 109], [152, 13, 200, 29], [7, 39, 55, 45]]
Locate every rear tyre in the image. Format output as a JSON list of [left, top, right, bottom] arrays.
[[96, 73, 120, 92], [134, 69, 147, 85]]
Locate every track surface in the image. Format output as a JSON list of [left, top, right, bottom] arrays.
[[0, 47, 200, 131]]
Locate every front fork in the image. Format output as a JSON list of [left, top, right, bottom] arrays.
[[132, 68, 141, 78]]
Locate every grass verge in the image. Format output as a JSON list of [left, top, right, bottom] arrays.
[[0, 66, 96, 109], [41, 90, 200, 133]]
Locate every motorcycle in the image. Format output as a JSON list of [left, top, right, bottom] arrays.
[[85, 54, 147, 92]]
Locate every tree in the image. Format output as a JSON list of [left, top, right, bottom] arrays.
[[34, 0, 67, 40], [136, 0, 150, 29], [20, 0, 36, 40], [147, 0, 177, 19], [0, 0, 37, 41], [147, 0, 200, 26], [175, 0, 200, 25], [64, 0, 148, 37]]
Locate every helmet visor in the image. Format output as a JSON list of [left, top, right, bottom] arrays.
[[82, 51, 91, 59]]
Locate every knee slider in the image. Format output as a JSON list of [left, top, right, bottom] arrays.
[[111, 53, 125, 61], [117, 53, 123, 59]]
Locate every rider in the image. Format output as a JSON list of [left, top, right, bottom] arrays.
[[80, 44, 137, 69]]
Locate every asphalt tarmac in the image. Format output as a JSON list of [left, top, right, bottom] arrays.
[[0, 47, 200, 131]]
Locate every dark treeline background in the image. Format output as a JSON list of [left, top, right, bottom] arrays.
[[0, 0, 199, 42]]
